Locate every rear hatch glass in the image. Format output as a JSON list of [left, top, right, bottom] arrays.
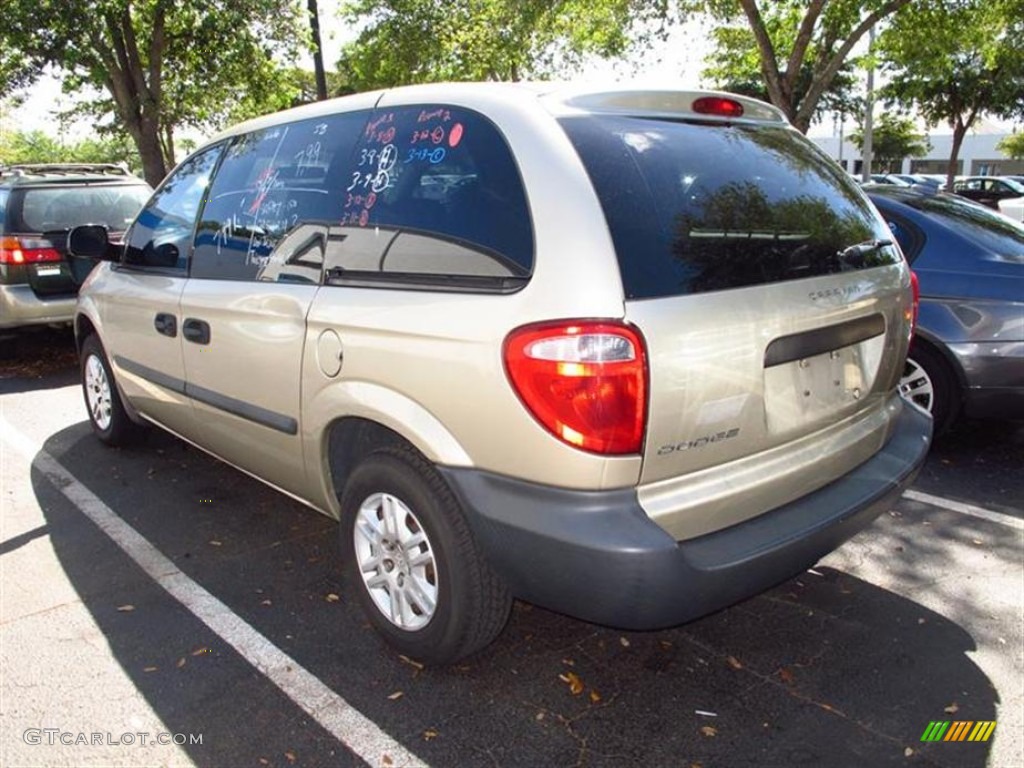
[[559, 115, 897, 298], [560, 114, 908, 506]]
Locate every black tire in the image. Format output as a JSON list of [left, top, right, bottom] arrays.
[[901, 342, 959, 434], [80, 334, 140, 446], [339, 447, 512, 665]]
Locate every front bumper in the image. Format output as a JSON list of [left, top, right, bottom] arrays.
[[441, 402, 932, 630]]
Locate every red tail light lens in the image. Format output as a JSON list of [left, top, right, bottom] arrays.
[[0, 236, 62, 265], [504, 321, 648, 455], [907, 270, 920, 340], [692, 96, 745, 118]]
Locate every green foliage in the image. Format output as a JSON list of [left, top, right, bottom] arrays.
[[879, 0, 1024, 185], [697, 0, 913, 132], [0, 1, 307, 184], [0, 129, 141, 171], [848, 113, 930, 172], [337, 0, 653, 91], [998, 133, 1024, 161]]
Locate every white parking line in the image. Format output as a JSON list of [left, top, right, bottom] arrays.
[[0, 417, 428, 768], [902, 489, 1024, 531]]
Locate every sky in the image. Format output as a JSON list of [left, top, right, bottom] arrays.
[[3, 1, 716, 145]]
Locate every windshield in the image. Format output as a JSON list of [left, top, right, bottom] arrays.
[[16, 184, 151, 232], [559, 115, 897, 299]]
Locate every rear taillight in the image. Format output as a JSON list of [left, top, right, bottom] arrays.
[[907, 270, 920, 340], [0, 236, 62, 265], [692, 96, 745, 118], [503, 320, 648, 455]]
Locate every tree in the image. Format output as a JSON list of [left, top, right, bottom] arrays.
[[0, 1, 306, 186], [998, 133, 1024, 161], [880, 0, 1024, 190], [0, 129, 141, 170], [696, 0, 913, 133], [337, 0, 655, 91], [848, 113, 929, 172]]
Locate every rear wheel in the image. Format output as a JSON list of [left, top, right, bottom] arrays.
[[340, 448, 511, 665], [81, 334, 140, 446], [900, 343, 959, 433]]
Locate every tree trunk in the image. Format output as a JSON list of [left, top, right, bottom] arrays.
[[946, 121, 966, 193], [130, 116, 168, 187]]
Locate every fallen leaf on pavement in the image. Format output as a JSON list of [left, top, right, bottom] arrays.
[[143, 666, 158, 673], [382, 755, 393, 766], [589, 690, 602, 704], [284, 750, 297, 763], [619, 637, 630, 648], [388, 691, 404, 701], [726, 655, 743, 670], [559, 671, 585, 695], [260, 599, 272, 606], [325, 593, 340, 602], [904, 747, 914, 757], [778, 667, 795, 684], [191, 647, 209, 656], [700, 726, 717, 737], [944, 702, 959, 714], [176, 658, 186, 669], [209, 540, 223, 547], [399, 654, 424, 670], [116, 605, 135, 612], [423, 729, 438, 741]]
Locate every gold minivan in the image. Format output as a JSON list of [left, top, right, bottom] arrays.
[[70, 83, 932, 664]]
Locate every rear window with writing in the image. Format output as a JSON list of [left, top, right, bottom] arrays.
[[191, 111, 368, 281], [327, 105, 533, 281]]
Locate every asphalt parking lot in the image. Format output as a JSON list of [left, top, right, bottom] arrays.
[[2, 328, 1022, 768]]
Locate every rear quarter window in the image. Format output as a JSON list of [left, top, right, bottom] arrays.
[[325, 104, 533, 290], [560, 115, 898, 299]]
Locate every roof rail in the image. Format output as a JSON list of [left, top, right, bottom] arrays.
[[0, 162, 132, 177]]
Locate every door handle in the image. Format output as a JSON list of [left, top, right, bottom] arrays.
[[154, 313, 177, 337], [182, 318, 211, 345]]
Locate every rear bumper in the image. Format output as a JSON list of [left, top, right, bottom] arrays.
[[442, 402, 932, 629], [0, 284, 76, 330], [948, 341, 1024, 420]]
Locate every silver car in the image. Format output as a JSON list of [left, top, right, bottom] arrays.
[[69, 84, 931, 664]]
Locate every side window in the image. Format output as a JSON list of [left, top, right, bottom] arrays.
[[324, 104, 533, 290], [123, 147, 222, 270], [191, 112, 368, 282], [0, 190, 8, 233], [882, 211, 925, 263]]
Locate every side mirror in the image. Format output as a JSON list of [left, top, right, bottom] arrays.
[[68, 224, 114, 260]]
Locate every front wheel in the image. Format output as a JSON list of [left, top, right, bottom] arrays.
[[340, 448, 511, 665], [80, 335, 140, 446]]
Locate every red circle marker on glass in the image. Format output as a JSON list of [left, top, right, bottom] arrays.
[[449, 123, 464, 148]]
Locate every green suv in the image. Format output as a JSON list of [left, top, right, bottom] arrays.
[[0, 164, 150, 337]]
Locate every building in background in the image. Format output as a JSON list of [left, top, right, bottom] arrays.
[[812, 119, 1023, 177]]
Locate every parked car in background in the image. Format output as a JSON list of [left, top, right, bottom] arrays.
[[1, 164, 150, 338], [867, 173, 912, 186], [953, 175, 1024, 211], [868, 187, 1024, 432], [68, 83, 929, 664]]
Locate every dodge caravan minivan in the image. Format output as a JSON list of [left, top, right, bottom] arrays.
[[70, 83, 932, 664]]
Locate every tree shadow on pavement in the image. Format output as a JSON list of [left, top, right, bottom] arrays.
[[26, 424, 1000, 768]]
